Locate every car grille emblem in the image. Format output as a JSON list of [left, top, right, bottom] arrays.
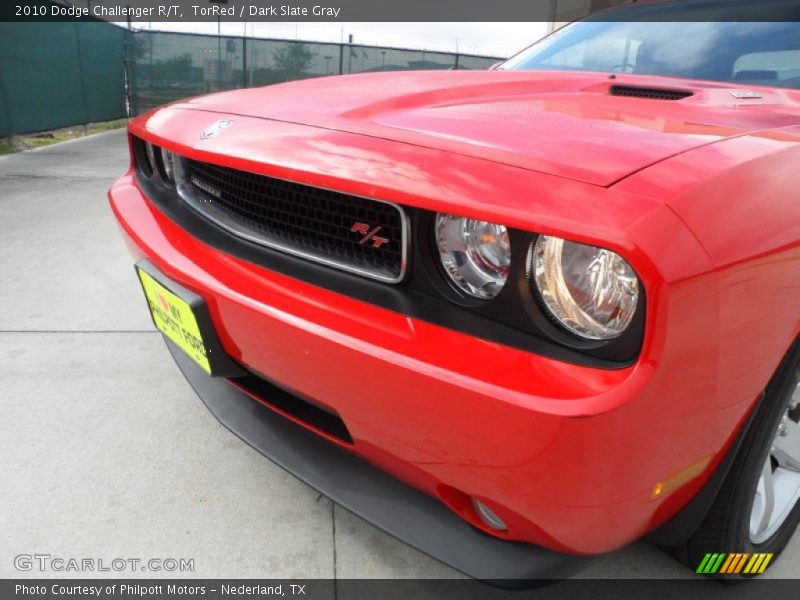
[[351, 222, 389, 248], [200, 119, 234, 140], [191, 175, 222, 199]]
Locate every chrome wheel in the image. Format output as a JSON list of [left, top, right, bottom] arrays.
[[750, 378, 800, 544]]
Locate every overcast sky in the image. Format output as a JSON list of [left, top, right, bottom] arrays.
[[138, 22, 550, 58]]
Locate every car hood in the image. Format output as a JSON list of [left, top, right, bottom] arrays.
[[170, 70, 800, 187]]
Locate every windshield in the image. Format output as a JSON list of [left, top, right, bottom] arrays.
[[503, 18, 800, 90]]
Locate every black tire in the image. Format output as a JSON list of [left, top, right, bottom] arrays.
[[673, 338, 800, 578]]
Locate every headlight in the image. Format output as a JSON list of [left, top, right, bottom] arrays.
[[531, 235, 639, 340], [435, 213, 510, 299], [160, 148, 175, 184], [144, 142, 158, 176]]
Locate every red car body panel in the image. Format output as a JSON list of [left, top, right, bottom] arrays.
[[167, 71, 800, 186], [110, 70, 800, 555]]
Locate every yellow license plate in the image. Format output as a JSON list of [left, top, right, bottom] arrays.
[[137, 268, 212, 375]]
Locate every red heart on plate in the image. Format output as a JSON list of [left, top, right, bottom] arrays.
[[157, 293, 170, 313]]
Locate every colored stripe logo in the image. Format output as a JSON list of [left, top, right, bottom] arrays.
[[696, 553, 773, 574]]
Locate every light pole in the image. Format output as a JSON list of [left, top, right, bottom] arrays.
[[347, 34, 353, 74], [209, 0, 228, 91]]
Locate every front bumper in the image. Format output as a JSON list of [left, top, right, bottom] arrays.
[[166, 338, 589, 582], [110, 161, 747, 560]]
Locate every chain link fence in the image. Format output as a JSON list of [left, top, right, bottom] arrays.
[[128, 31, 504, 115], [0, 20, 127, 137], [0, 16, 504, 136]]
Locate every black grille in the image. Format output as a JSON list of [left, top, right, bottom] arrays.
[[610, 85, 693, 100], [183, 158, 406, 282]]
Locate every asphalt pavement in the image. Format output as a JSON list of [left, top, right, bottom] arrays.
[[1, 130, 797, 583]]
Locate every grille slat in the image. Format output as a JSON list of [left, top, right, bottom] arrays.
[[181, 158, 406, 282]]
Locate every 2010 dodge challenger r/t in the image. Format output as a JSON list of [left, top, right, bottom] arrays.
[[110, 2, 800, 582]]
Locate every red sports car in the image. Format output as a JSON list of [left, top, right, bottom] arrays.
[[110, 3, 800, 582]]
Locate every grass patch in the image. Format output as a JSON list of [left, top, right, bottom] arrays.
[[0, 118, 129, 155], [0, 138, 16, 155]]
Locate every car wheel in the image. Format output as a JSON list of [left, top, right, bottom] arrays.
[[674, 339, 800, 578]]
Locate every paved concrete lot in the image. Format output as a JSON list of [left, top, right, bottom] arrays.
[[1, 130, 797, 582]]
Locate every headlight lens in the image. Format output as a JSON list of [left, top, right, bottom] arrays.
[[144, 142, 158, 176], [531, 235, 639, 340], [160, 148, 175, 184], [435, 213, 510, 299]]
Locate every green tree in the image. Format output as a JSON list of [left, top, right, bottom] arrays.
[[272, 43, 315, 80], [131, 34, 150, 61], [155, 54, 194, 83]]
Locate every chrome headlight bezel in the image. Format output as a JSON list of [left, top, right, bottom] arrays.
[[160, 148, 176, 185], [143, 141, 158, 178], [434, 213, 511, 301], [528, 235, 641, 341]]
